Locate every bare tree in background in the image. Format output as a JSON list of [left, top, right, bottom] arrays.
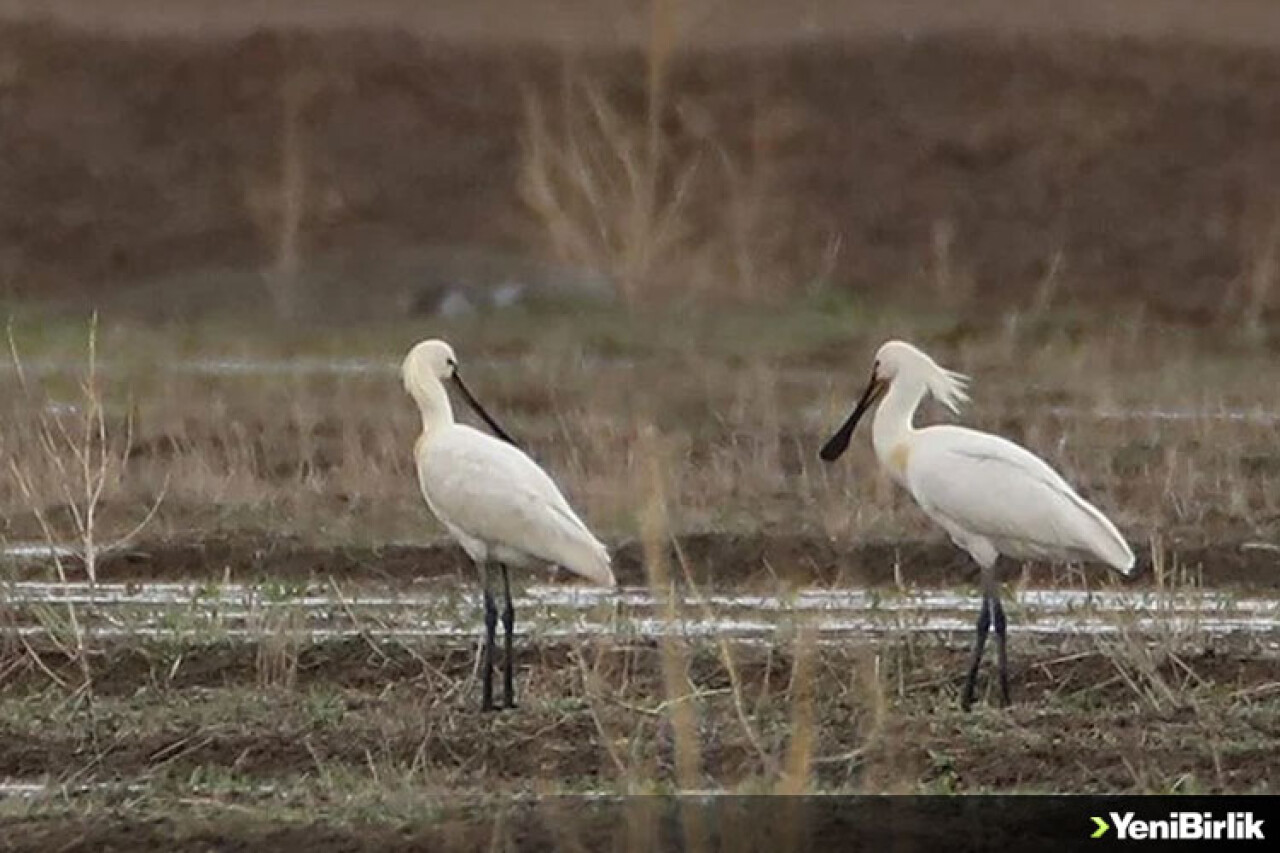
[[247, 69, 316, 322]]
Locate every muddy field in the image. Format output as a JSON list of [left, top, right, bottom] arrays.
[[3, 3, 1280, 849], [3, 524, 1279, 848], [0, 315, 1277, 837], [2, 555, 1279, 849], [2, 532, 1279, 590], [1, 325, 1278, 847]]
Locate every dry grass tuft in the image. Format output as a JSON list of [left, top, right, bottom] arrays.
[[517, 3, 833, 308], [3, 319, 166, 579]]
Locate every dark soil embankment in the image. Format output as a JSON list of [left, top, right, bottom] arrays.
[[4, 23, 1280, 320], [10, 532, 1273, 590]]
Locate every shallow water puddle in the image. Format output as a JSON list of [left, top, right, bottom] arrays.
[[3, 581, 1278, 643], [0, 779, 278, 801], [1, 543, 81, 559], [4, 580, 1278, 612]]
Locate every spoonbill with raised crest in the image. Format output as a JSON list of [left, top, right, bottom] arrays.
[[819, 340, 1134, 710], [402, 339, 615, 712]]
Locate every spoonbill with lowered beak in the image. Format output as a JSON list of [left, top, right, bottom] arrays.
[[402, 340, 615, 712]]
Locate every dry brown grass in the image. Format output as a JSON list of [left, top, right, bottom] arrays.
[[0, 313, 1276, 554], [0, 409, 1273, 837], [0, 628, 1271, 805], [1, 319, 168, 695]]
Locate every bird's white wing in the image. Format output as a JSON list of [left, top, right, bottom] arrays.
[[417, 425, 614, 586], [906, 426, 1134, 571]]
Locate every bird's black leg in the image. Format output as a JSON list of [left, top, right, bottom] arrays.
[[961, 592, 992, 712], [481, 565, 498, 713], [992, 590, 1011, 707], [500, 563, 517, 709]]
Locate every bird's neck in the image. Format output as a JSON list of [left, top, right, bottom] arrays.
[[410, 376, 455, 436], [872, 378, 926, 483]]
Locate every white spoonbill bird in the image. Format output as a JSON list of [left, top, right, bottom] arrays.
[[402, 340, 615, 711], [819, 340, 1134, 710]]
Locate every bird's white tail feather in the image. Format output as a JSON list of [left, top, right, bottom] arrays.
[[558, 535, 615, 587], [1072, 495, 1136, 574], [544, 503, 615, 587]]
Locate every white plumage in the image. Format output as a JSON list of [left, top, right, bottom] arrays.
[[820, 340, 1134, 709], [905, 427, 1135, 573], [415, 425, 614, 587], [402, 339, 614, 711]]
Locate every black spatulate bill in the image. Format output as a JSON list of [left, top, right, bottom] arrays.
[[452, 371, 520, 448], [819, 372, 886, 461]]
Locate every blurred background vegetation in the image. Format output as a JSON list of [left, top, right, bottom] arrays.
[[1, 0, 1279, 339]]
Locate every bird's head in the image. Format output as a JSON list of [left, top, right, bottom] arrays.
[[819, 340, 969, 461], [873, 341, 970, 413], [401, 339, 519, 447], [402, 339, 458, 391]]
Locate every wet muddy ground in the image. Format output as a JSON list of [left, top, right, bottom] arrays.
[[6, 533, 1280, 590], [5, 354, 1279, 848], [3, 334, 1275, 848], [3, 533, 1279, 845], [0, 626, 1277, 850], [4, 6, 1280, 846]]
